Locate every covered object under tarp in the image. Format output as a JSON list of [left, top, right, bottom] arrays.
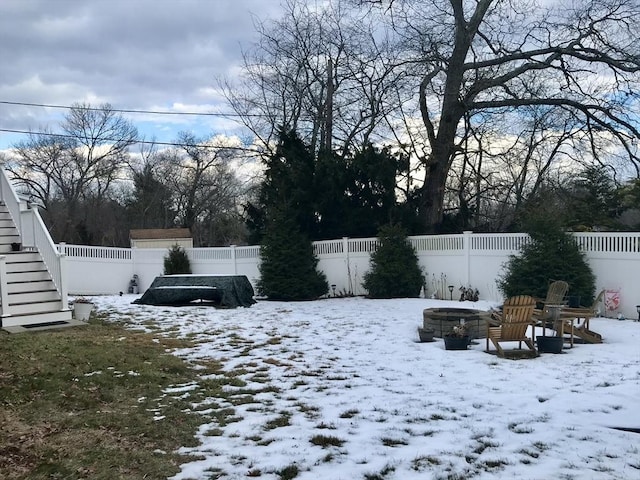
[[133, 274, 256, 308]]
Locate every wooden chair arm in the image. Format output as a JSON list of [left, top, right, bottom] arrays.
[[559, 307, 593, 317]]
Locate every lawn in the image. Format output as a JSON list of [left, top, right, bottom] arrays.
[[0, 316, 215, 479], [3, 295, 639, 480]]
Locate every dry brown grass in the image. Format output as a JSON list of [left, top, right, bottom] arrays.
[[0, 314, 207, 480]]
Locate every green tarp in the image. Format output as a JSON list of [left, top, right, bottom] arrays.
[[133, 275, 256, 308]]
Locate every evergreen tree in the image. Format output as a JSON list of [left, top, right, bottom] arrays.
[[257, 206, 328, 300], [314, 149, 349, 239], [340, 145, 404, 238], [246, 131, 420, 242], [564, 166, 622, 231], [362, 224, 424, 298], [247, 130, 318, 241], [498, 218, 595, 305], [163, 245, 192, 275], [315, 144, 415, 239]]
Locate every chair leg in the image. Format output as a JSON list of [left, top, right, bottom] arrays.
[[524, 338, 537, 353]]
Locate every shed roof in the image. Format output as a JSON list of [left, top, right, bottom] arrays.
[[129, 228, 192, 240]]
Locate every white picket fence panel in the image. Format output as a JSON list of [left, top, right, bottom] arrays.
[[59, 231, 640, 318]]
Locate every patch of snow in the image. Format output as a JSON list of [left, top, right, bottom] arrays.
[[92, 295, 640, 480]]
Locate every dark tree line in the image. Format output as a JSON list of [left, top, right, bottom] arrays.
[[4, 105, 638, 250], [246, 130, 422, 243], [228, 0, 640, 234]]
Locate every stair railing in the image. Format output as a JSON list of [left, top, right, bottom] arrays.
[[0, 168, 69, 313], [0, 168, 22, 235], [20, 205, 69, 311]]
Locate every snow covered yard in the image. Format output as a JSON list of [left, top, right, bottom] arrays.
[[93, 295, 640, 480]]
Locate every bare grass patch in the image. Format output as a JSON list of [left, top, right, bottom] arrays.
[[0, 317, 210, 480]]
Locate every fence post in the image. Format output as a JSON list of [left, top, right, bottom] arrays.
[[132, 247, 138, 280], [342, 237, 352, 294], [59, 252, 69, 310], [0, 256, 9, 317], [463, 231, 473, 287], [231, 245, 237, 274]]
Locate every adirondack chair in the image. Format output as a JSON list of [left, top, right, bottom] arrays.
[[533, 280, 569, 324], [486, 295, 537, 357], [558, 289, 605, 344]]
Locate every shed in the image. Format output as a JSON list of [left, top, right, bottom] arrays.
[[130, 228, 193, 249]]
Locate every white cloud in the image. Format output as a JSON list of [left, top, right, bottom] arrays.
[[0, 0, 284, 148]]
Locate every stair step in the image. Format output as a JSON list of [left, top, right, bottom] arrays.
[[0, 192, 64, 323], [9, 270, 52, 282], [9, 289, 61, 303], [0, 233, 20, 241], [7, 279, 56, 293], [1, 310, 73, 328], [4, 252, 41, 262], [5, 300, 65, 315], [6, 262, 46, 273]]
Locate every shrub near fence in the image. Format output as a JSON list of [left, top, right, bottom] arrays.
[[59, 231, 640, 318]]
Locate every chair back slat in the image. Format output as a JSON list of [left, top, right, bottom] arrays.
[[502, 323, 527, 338], [544, 280, 569, 305], [487, 295, 537, 357], [540, 281, 569, 319], [501, 295, 535, 340]]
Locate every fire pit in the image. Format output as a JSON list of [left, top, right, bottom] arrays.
[[422, 307, 490, 339]]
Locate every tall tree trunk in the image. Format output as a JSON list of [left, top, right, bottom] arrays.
[[418, 0, 492, 231], [420, 162, 448, 231], [421, 103, 464, 231]]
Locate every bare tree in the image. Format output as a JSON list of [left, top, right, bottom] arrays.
[[222, 0, 406, 156], [156, 132, 245, 246], [445, 105, 595, 230], [379, 0, 640, 231], [126, 141, 177, 230], [7, 102, 137, 241]]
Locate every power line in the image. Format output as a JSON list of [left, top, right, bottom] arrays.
[[0, 100, 265, 118], [0, 128, 262, 152]]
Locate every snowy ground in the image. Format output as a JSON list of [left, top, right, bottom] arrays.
[[92, 295, 640, 480]]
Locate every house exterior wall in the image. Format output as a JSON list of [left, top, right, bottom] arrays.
[[130, 239, 193, 249], [59, 231, 640, 319]]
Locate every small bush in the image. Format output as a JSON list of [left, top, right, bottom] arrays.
[[362, 224, 424, 298], [163, 244, 192, 275], [498, 220, 595, 305]]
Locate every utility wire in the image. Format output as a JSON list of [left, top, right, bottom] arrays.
[[0, 100, 265, 118], [0, 128, 262, 152]]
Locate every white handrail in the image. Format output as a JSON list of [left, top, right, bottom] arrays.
[[21, 207, 69, 310], [0, 169, 22, 234]]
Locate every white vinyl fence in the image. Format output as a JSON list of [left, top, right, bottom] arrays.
[[60, 231, 640, 318]]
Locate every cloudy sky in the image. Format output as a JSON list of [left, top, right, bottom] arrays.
[[0, 0, 285, 149]]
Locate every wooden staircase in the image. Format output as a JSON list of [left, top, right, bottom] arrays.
[[0, 201, 72, 328]]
